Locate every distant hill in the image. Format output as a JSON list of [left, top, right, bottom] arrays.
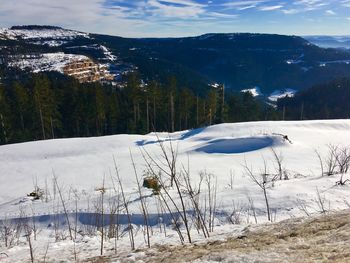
[[93, 32, 350, 93], [305, 35, 350, 49], [2, 26, 350, 94]]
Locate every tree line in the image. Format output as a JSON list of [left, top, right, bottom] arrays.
[[0, 71, 280, 145], [277, 78, 350, 120]]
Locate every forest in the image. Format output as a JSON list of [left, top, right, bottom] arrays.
[[0, 70, 279, 145], [1, 64, 349, 145], [278, 78, 350, 120]]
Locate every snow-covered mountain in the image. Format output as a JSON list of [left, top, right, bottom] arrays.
[[0, 25, 89, 46], [0, 25, 124, 83], [3, 26, 350, 92]]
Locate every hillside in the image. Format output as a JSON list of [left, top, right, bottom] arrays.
[[102, 33, 350, 93], [2, 26, 350, 94], [0, 120, 350, 262], [278, 78, 350, 120]]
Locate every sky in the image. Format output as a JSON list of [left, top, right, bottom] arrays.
[[0, 0, 350, 37]]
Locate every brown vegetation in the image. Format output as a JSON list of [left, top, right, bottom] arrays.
[[85, 209, 350, 263]]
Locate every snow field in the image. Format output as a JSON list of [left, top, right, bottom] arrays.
[[0, 120, 350, 262]]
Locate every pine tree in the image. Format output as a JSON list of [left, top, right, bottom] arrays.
[[0, 86, 12, 144], [95, 84, 106, 135], [33, 75, 61, 140]]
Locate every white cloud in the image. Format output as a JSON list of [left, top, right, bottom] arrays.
[[222, 0, 269, 9], [0, 0, 152, 37], [282, 9, 301, 14], [207, 12, 238, 19], [259, 5, 283, 11], [325, 9, 336, 15], [158, 0, 205, 7], [293, 0, 330, 10], [0, 0, 348, 38], [342, 0, 350, 7], [146, 0, 206, 18]]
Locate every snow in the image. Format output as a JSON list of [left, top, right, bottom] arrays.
[[209, 83, 220, 89], [285, 53, 304, 65], [268, 89, 296, 102], [8, 52, 89, 73], [194, 136, 277, 154], [100, 45, 117, 61], [319, 60, 350, 66], [1, 120, 350, 262], [241, 87, 262, 97], [67, 44, 117, 62], [0, 27, 89, 46]]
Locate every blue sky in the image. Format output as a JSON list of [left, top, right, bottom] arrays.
[[1, 0, 350, 37]]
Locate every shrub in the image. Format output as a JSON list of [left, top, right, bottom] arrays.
[[143, 177, 161, 194]]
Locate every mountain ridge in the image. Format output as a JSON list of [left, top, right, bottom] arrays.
[[2, 25, 350, 94]]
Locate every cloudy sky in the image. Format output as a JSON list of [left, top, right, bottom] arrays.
[[0, 0, 349, 37]]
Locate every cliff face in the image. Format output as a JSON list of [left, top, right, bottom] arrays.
[[63, 58, 115, 83]]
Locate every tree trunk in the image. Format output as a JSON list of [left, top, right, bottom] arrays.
[[146, 97, 149, 133], [39, 106, 45, 140], [262, 185, 271, 221], [170, 92, 175, 132]]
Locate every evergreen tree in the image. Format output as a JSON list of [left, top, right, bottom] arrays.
[[0, 86, 12, 144], [32, 75, 61, 140]]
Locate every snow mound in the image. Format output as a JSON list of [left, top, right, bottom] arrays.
[[194, 136, 276, 154]]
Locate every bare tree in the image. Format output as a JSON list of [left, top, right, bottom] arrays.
[[113, 156, 135, 250], [295, 198, 311, 217], [203, 171, 217, 232], [271, 147, 288, 180], [228, 169, 235, 190], [243, 158, 272, 221], [24, 224, 34, 263], [130, 150, 151, 248], [53, 172, 73, 240], [97, 175, 106, 256], [315, 187, 329, 214], [108, 170, 121, 254], [314, 149, 324, 177], [335, 146, 350, 174], [336, 172, 349, 186], [227, 200, 244, 225], [140, 136, 192, 243], [325, 144, 338, 176], [317, 144, 350, 184], [247, 195, 258, 224], [182, 165, 209, 238]]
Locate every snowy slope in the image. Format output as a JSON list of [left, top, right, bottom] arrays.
[[8, 52, 89, 73], [1, 26, 120, 78], [1, 120, 349, 215], [1, 120, 350, 262], [0, 27, 89, 46]]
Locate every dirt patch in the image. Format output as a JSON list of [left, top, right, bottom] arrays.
[[85, 210, 350, 263]]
